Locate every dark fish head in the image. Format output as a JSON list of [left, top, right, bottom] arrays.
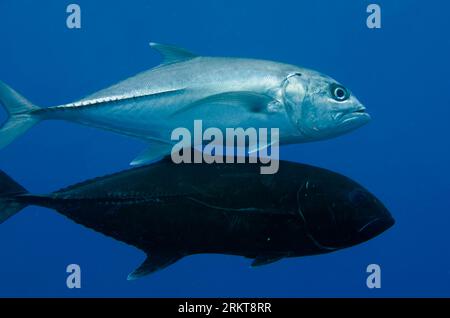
[[283, 70, 370, 141], [296, 173, 394, 251]]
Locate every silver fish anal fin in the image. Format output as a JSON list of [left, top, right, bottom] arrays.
[[130, 136, 194, 166], [130, 140, 174, 166]]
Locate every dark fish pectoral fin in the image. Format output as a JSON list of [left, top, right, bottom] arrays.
[[251, 255, 285, 267], [127, 252, 184, 280]]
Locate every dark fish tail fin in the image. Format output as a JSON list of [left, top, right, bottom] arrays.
[[0, 170, 28, 224], [0, 81, 41, 150]]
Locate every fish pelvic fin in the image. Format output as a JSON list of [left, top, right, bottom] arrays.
[[127, 252, 184, 280], [0, 81, 42, 150], [0, 170, 29, 224]]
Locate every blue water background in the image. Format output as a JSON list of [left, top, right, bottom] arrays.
[[0, 0, 449, 297]]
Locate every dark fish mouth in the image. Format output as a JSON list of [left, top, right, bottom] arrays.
[[357, 216, 395, 242]]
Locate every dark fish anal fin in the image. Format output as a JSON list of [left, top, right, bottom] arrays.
[[127, 252, 184, 280], [251, 255, 285, 267]]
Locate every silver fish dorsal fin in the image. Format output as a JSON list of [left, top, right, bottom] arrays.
[[149, 42, 197, 65]]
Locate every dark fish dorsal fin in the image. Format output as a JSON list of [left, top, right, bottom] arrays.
[[150, 42, 197, 66], [127, 252, 184, 280]]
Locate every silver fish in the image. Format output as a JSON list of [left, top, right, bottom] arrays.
[[0, 43, 370, 164]]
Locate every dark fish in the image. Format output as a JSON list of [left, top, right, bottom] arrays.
[[0, 159, 394, 280]]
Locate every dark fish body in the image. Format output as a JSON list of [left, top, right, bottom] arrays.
[[0, 160, 394, 279]]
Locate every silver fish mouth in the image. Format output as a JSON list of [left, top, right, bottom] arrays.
[[335, 106, 371, 125], [342, 111, 371, 123]]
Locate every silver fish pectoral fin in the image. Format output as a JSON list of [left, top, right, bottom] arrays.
[[169, 91, 282, 119]]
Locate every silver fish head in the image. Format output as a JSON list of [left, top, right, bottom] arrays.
[[296, 174, 394, 251], [282, 70, 371, 140]]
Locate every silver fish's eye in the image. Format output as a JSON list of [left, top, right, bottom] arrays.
[[331, 84, 349, 102]]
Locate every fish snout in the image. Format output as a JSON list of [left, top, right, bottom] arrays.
[[334, 103, 371, 130], [357, 215, 395, 242]]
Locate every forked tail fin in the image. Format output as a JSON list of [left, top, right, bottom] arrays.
[[0, 171, 28, 224], [0, 81, 41, 149]]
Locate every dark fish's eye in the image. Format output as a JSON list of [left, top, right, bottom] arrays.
[[330, 84, 349, 102], [349, 189, 369, 206]]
